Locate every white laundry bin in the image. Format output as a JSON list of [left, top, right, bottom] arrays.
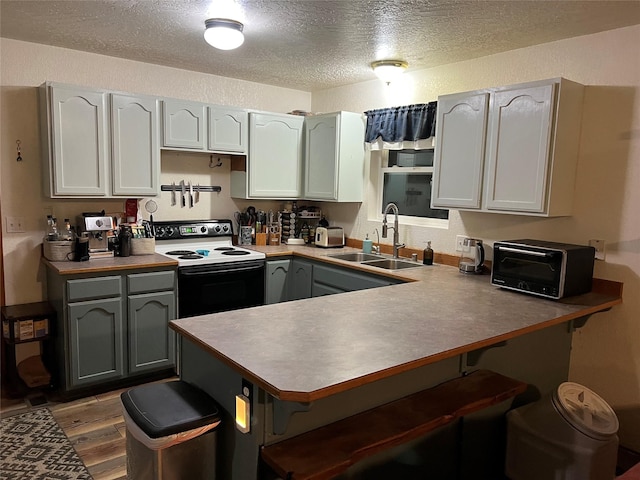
[[505, 382, 619, 480]]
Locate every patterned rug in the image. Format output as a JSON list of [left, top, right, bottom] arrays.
[[0, 408, 92, 479]]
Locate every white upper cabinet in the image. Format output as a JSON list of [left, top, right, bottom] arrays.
[[431, 78, 584, 216], [304, 112, 365, 202], [162, 100, 206, 149], [40, 83, 161, 198], [208, 106, 248, 154], [111, 93, 159, 196], [162, 100, 248, 154], [484, 84, 554, 213], [42, 84, 109, 196], [241, 112, 304, 199], [432, 92, 489, 209]]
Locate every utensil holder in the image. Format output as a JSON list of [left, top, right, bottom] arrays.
[[131, 238, 155, 255]]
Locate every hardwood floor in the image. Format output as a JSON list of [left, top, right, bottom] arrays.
[[1, 378, 176, 480]]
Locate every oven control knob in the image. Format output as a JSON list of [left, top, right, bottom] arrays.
[[222, 224, 230, 233], [166, 227, 175, 237], [214, 225, 221, 233], [155, 226, 165, 238], [200, 226, 207, 233]]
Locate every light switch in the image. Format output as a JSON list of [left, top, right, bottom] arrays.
[[6, 216, 25, 233]]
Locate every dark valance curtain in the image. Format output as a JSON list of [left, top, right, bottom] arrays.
[[364, 102, 437, 143]]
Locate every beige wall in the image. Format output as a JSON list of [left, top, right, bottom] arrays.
[[0, 38, 311, 304], [1, 25, 639, 450], [313, 25, 640, 450]]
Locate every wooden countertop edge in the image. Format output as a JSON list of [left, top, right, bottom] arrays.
[[171, 291, 622, 403], [41, 255, 178, 275]]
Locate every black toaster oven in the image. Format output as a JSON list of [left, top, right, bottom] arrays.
[[491, 239, 596, 299]]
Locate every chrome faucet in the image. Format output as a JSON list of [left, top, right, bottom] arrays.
[[382, 202, 405, 258]]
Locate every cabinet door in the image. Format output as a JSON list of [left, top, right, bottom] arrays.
[[128, 292, 176, 374], [305, 114, 338, 200], [162, 100, 206, 149], [249, 113, 304, 198], [265, 260, 291, 304], [484, 84, 555, 213], [68, 297, 124, 387], [208, 106, 248, 153], [432, 92, 489, 209], [111, 94, 159, 196], [50, 86, 108, 196], [289, 259, 313, 300]]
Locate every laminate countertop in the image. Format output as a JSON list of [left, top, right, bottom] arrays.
[[171, 245, 622, 403], [42, 253, 177, 275]]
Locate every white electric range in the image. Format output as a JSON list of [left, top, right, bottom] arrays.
[[154, 219, 266, 318]]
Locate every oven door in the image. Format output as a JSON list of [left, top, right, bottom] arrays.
[[491, 244, 564, 298], [177, 260, 265, 318]]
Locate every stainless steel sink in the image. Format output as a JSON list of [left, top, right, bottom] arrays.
[[328, 252, 382, 262], [361, 259, 423, 270]]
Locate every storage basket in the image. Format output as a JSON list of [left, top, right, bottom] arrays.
[[131, 238, 155, 255], [43, 240, 74, 261]]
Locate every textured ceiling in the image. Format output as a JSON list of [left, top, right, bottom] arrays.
[[2, 0, 640, 92]]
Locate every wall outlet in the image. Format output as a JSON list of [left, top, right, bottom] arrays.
[[6, 216, 25, 233], [589, 239, 606, 261], [455, 235, 468, 252]]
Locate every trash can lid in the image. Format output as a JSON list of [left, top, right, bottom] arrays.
[[121, 380, 220, 439], [553, 382, 619, 440]]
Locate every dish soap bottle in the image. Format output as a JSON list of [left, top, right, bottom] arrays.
[[362, 234, 373, 254], [423, 241, 434, 265]]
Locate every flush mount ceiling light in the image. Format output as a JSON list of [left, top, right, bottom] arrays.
[[204, 18, 244, 50], [371, 60, 409, 84]]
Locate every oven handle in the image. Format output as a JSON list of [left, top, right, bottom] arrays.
[[498, 246, 551, 257], [179, 264, 265, 276]]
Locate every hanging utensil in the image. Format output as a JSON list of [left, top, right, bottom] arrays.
[[170, 182, 176, 206], [180, 180, 186, 208], [144, 200, 158, 237], [188, 181, 194, 208], [195, 183, 200, 204]]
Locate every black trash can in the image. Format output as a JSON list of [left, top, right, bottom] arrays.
[[121, 380, 221, 480]]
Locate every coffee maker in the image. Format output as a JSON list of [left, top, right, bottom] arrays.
[[76, 214, 115, 253]]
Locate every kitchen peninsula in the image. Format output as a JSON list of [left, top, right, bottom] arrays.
[[170, 245, 622, 480]]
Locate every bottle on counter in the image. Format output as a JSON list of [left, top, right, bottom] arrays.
[[46, 215, 59, 241], [62, 218, 74, 241], [423, 241, 434, 265], [362, 234, 373, 254], [118, 225, 132, 257], [301, 222, 310, 244]]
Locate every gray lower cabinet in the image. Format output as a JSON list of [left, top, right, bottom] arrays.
[[265, 257, 401, 304], [128, 291, 176, 374], [289, 259, 313, 300], [68, 296, 124, 387], [311, 263, 400, 297], [47, 267, 177, 392], [265, 259, 291, 304]]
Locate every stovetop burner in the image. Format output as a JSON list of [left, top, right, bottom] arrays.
[[166, 250, 196, 256], [154, 219, 266, 266]]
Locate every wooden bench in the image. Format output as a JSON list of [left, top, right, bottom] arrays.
[[261, 369, 527, 480]]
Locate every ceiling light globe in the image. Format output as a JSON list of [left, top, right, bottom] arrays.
[[204, 19, 245, 50], [371, 60, 408, 84]]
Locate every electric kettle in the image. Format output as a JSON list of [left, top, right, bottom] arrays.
[[459, 238, 485, 274]]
